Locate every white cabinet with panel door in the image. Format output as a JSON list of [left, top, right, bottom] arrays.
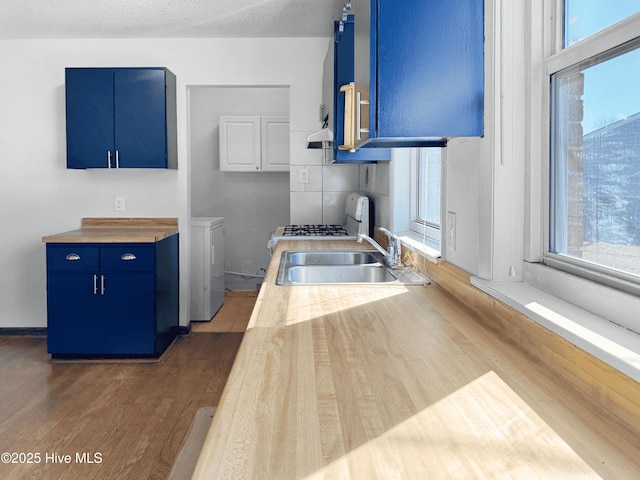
[[219, 115, 289, 172], [261, 116, 290, 172]]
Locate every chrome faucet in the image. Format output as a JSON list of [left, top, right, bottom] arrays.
[[377, 227, 402, 268], [356, 229, 402, 269]]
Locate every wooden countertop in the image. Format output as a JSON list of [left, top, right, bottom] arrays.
[[191, 240, 614, 479], [42, 218, 178, 243]]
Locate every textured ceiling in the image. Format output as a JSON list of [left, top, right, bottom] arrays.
[[0, 0, 346, 39]]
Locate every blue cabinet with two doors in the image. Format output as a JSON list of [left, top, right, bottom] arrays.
[[65, 67, 177, 169], [46, 235, 179, 357]]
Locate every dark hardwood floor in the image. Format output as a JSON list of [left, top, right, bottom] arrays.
[[0, 332, 243, 479]]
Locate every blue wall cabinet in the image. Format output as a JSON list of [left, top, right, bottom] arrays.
[[351, 0, 484, 148], [46, 235, 179, 357], [332, 15, 390, 162], [65, 67, 178, 169]]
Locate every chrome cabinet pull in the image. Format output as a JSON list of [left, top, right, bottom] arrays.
[[93, 274, 98, 295], [115, 150, 120, 168], [65, 253, 81, 261], [120, 253, 136, 261], [108, 151, 112, 168], [101, 275, 105, 295]]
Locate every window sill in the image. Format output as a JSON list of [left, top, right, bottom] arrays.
[[471, 275, 640, 384], [395, 230, 441, 264]]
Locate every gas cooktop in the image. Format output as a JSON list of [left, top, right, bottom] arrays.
[[282, 224, 350, 237]]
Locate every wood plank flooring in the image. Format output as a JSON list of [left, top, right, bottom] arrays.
[[0, 292, 252, 480], [192, 290, 256, 333]]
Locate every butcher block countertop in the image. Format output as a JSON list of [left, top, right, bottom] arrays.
[[192, 239, 640, 479], [42, 218, 178, 243]]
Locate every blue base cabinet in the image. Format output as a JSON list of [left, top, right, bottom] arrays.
[[46, 235, 179, 358], [65, 67, 177, 169]]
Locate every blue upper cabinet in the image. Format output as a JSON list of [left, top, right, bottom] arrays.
[[333, 16, 390, 162], [351, 0, 484, 148], [65, 67, 178, 169]]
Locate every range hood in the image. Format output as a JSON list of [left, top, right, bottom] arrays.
[[306, 127, 333, 149]]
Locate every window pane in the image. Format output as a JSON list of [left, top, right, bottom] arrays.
[[551, 46, 640, 277], [564, 1, 640, 47], [417, 148, 441, 227]]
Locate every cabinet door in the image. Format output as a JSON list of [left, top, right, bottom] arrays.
[[65, 69, 115, 169], [114, 69, 168, 168], [353, 0, 483, 147], [101, 273, 156, 354], [219, 116, 261, 171], [333, 16, 390, 163], [261, 116, 290, 172], [375, 0, 484, 139], [47, 273, 103, 354]]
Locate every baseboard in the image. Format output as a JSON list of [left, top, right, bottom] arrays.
[[0, 328, 47, 336]]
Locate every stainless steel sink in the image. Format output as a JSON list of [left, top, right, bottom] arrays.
[[285, 265, 396, 284], [286, 250, 383, 266], [276, 250, 430, 286]]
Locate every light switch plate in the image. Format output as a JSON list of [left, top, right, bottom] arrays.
[[299, 168, 310, 184], [114, 196, 125, 212]]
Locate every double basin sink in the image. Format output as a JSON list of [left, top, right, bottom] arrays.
[[276, 250, 430, 286]]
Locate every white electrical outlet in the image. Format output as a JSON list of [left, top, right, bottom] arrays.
[[114, 196, 125, 212], [446, 211, 456, 251], [299, 168, 310, 184]]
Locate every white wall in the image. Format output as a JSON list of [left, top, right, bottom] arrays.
[[0, 37, 328, 328], [436, 0, 525, 281]]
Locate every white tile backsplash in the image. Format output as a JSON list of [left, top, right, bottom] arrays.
[[290, 165, 323, 192], [290, 191, 323, 224], [288, 139, 391, 225], [323, 164, 359, 192], [322, 191, 351, 225], [359, 163, 389, 195], [358, 162, 391, 228], [369, 193, 390, 228]]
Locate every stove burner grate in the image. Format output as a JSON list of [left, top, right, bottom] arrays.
[[283, 224, 349, 237]]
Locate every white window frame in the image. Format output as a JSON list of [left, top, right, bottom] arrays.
[[388, 148, 443, 261], [543, 5, 640, 297], [409, 148, 442, 247], [473, 0, 640, 383]]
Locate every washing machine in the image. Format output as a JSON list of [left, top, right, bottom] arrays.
[[190, 217, 225, 321]]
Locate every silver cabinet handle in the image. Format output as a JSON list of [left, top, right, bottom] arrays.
[[115, 150, 120, 168], [101, 275, 105, 295], [120, 253, 137, 261], [93, 274, 98, 295], [108, 151, 112, 168], [65, 253, 81, 261]]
